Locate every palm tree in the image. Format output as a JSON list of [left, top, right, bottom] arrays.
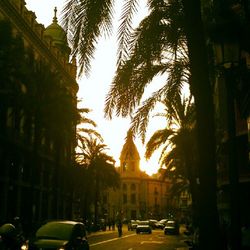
[[181, 1, 222, 249], [61, 0, 221, 248], [75, 135, 120, 226], [144, 95, 200, 222]]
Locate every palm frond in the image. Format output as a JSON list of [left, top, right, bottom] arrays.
[[128, 8, 166, 64], [77, 128, 103, 140], [145, 128, 175, 159], [117, 0, 140, 65], [79, 117, 97, 127], [61, 0, 115, 76], [129, 84, 168, 142], [104, 61, 168, 119]]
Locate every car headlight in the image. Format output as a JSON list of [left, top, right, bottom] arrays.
[[58, 248, 65, 250]]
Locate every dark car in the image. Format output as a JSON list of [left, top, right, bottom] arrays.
[[26, 220, 89, 250], [136, 221, 152, 234], [164, 220, 179, 235]]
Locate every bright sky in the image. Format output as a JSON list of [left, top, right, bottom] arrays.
[[25, 0, 166, 175]]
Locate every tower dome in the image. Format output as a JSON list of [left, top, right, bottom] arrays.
[[44, 7, 71, 56], [119, 130, 140, 175]]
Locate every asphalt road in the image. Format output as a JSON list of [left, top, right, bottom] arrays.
[[87, 227, 190, 250]]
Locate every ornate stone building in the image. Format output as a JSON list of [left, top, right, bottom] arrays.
[[0, 0, 78, 231], [104, 131, 172, 221]]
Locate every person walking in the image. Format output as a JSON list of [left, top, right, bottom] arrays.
[[117, 221, 122, 237]]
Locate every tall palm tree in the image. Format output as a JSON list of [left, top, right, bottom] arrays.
[[181, 1, 222, 249], [61, 0, 220, 248], [75, 135, 120, 225]]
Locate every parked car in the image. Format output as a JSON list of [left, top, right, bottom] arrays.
[[155, 219, 168, 229], [136, 221, 152, 234], [164, 220, 179, 235], [26, 220, 89, 250], [128, 220, 138, 231]]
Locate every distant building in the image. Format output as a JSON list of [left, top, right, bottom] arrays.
[[0, 0, 78, 229], [102, 131, 172, 221]]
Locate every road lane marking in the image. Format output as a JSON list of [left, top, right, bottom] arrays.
[[140, 241, 164, 244], [90, 234, 135, 247]]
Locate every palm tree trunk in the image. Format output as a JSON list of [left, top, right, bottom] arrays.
[[181, 0, 222, 249], [94, 170, 100, 229]]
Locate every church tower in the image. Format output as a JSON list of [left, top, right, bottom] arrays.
[[106, 129, 170, 221], [119, 130, 140, 176]]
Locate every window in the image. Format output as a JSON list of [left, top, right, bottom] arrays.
[[123, 183, 127, 191], [123, 194, 127, 204], [131, 210, 136, 219], [131, 183, 136, 191], [122, 162, 126, 171], [131, 193, 136, 204]]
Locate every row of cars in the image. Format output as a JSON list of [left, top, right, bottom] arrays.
[[128, 218, 180, 235]]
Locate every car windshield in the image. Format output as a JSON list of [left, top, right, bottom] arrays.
[[166, 221, 176, 226], [138, 221, 149, 225], [36, 222, 74, 240]]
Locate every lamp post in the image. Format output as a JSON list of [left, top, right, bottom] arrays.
[[214, 39, 242, 250]]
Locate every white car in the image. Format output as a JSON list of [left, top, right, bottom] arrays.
[[136, 221, 152, 234]]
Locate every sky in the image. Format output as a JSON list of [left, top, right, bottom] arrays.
[[25, 0, 166, 175]]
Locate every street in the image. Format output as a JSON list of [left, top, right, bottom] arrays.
[[87, 227, 189, 250]]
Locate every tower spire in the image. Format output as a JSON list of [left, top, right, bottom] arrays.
[[53, 7, 58, 23]]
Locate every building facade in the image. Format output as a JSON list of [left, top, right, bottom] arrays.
[[103, 131, 172, 222], [0, 0, 78, 231], [210, 1, 250, 228]]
